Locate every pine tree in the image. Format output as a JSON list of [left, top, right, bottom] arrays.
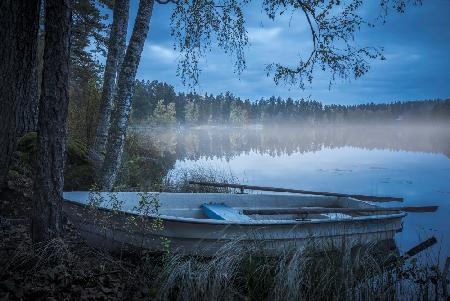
[[33, 0, 72, 242], [0, 0, 41, 188]]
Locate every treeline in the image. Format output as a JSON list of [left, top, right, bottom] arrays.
[[131, 80, 450, 125]]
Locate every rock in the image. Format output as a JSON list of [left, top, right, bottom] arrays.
[[7, 132, 97, 192]]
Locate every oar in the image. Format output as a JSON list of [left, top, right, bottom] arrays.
[[243, 205, 438, 215], [383, 237, 438, 268], [403, 236, 438, 259], [189, 181, 403, 202]]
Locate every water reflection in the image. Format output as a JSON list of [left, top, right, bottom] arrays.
[[133, 124, 450, 161]]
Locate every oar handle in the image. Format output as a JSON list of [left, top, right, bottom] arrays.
[[243, 205, 438, 215], [401, 206, 438, 213], [189, 181, 404, 202]]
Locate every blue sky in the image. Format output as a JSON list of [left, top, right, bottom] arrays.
[[123, 0, 450, 105]]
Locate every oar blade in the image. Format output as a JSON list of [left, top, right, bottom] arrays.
[[404, 237, 437, 258], [353, 195, 404, 202], [402, 206, 439, 213]]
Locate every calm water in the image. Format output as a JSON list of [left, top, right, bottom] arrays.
[[135, 124, 450, 258]]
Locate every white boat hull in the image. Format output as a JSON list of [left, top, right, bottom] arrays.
[[63, 192, 405, 255]]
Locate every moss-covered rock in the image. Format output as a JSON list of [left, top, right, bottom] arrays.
[[66, 139, 89, 164], [16, 132, 37, 152], [7, 169, 20, 179], [15, 132, 38, 164], [7, 132, 97, 192], [64, 164, 96, 191], [64, 139, 95, 190], [6, 159, 34, 198]]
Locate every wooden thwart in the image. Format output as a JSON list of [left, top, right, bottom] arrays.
[[201, 203, 251, 221], [243, 205, 438, 215], [189, 181, 404, 202]]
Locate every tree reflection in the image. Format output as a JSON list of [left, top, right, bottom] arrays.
[[134, 123, 450, 162]]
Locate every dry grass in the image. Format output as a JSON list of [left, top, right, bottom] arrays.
[[154, 239, 449, 301], [161, 164, 241, 193]]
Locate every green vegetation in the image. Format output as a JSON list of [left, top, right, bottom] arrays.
[[115, 133, 177, 191], [184, 101, 199, 124], [67, 0, 109, 145], [229, 102, 248, 125], [151, 100, 177, 126]]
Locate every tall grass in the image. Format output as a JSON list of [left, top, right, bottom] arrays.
[[161, 164, 241, 193], [154, 239, 449, 301]]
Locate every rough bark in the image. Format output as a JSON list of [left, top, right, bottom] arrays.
[[32, 0, 72, 242], [99, 0, 155, 190], [92, 0, 130, 157], [0, 0, 41, 189]]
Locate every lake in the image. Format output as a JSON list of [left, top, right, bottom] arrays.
[[133, 123, 450, 259]]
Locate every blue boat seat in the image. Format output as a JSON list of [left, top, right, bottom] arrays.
[[201, 203, 252, 221]]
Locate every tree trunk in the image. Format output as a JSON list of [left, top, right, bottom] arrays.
[[92, 0, 130, 157], [32, 0, 71, 242], [0, 0, 41, 188], [99, 0, 155, 190]]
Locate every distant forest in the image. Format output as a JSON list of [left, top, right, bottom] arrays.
[[131, 80, 450, 125]]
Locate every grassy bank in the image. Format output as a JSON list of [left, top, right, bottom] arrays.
[[156, 239, 448, 301], [1, 216, 448, 300]]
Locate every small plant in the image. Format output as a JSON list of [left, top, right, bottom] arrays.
[[128, 192, 170, 253], [87, 185, 108, 235], [87, 188, 170, 252], [87, 186, 124, 238]]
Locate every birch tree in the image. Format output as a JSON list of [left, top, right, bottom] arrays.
[[92, 0, 131, 157], [99, 0, 156, 189]]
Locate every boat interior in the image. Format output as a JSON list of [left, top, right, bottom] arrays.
[[63, 191, 397, 222]]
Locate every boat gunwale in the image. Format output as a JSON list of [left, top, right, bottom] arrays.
[[63, 197, 407, 226]]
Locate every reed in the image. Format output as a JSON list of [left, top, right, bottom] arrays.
[[154, 239, 449, 301], [161, 164, 241, 193]]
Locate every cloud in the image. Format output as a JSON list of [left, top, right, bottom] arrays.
[[384, 51, 422, 62], [147, 44, 178, 63], [247, 27, 282, 44]]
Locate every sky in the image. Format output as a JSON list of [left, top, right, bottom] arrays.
[[122, 0, 450, 105]]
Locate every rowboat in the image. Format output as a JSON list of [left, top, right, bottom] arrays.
[[63, 191, 407, 255]]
